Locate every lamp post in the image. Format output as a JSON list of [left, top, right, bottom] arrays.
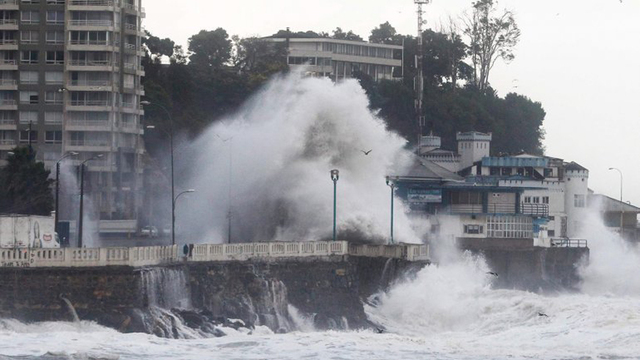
[[386, 176, 396, 245], [55, 152, 78, 235], [78, 154, 103, 248], [141, 100, 175, 245], [173, 189, 195, 246], [609, 167, 623, 234], [330, 169, 339, 241]]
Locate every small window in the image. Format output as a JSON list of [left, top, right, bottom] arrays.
[[20, 71, 38, 85], [20, 91, 38, 104], [19, 130, 37, 143], [20, 50, 38, 64], [532, 197, 540, 204], [574, 194, 586, 208], [524, 196, 532, 203], [46, 51, 64, 65], [45, 130, 62, 144], [44, 111, 62, 124], [45, 91, 62, 105], [548, 230, 555, 237], [464, 225, 483, 234], [19, 111, 38, 124], [46, 11, 64, 25], [542, 196, 549, 204], [45, 31, 64, 45], [20, 31, 39, 44], [45, 71, 63, 85], [20, 11, 40, 24]]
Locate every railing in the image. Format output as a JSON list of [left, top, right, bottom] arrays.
[[69, 79, 111, 87], [0, 19, 17, 25], [69, 39, 112, 46], [70, 0, 117, 6], [68, 59, 113, 67], [520, 202, 549, 217], [68, 119, 110, 127], [551, 238, 588, 248], [0, 99, 16, 106], [69, 20, 114, 27], [69, 99, 110, 107], [0, 0, 18, 5], [0, 242, 430, 268], [0, 79, 16, 85], [0, 139, 15, 145], [124, 43, 136, 50], [0, 118, 15, 124], [0, 39, 16, 45], [124, 23, 138, 31]]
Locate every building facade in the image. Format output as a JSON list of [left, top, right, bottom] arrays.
[[0, 0, 145, 237], [267, 37, 403, 82]]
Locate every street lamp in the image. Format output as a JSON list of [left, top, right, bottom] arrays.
[[386, 176, 396, 245], [173, 189, 195, 246], [55, 152, 78, 235], [78, 154, 103, 248], [609, 167, 623, 234], [330, 169, 339, 241], [141, 100, 175, 245]]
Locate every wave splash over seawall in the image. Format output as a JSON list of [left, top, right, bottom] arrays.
[[180, 72, 421, 244]]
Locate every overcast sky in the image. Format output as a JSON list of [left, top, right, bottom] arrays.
[[145, 0, 640, 207]]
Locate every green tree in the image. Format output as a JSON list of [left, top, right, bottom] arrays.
[[232, 36, 288, 82], [463, 0, 520, 91], [369, 22, 403, 45], [331, 27, 363, 41], [188, 28, 233, 68], [0, 147, 53, 215]]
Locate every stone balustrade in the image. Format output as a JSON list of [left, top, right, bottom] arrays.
[[0, 241, 429, 268]]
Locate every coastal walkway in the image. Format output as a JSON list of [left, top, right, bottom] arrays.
[[0, 241, 429, 268]]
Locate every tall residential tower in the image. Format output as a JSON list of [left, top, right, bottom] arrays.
[[0, 0, 146, 238]]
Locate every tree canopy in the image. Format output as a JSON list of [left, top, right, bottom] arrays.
[[0, 147, 54, 215]]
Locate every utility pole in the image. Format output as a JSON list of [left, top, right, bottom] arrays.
[[414, 0, 431, 145]]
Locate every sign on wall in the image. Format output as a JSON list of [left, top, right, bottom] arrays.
[[408, 189, 442, 203]]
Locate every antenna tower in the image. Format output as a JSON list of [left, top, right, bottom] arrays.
[[414, 0, 430, 145]]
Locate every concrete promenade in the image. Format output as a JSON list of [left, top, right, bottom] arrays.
[[0, 241, 430, 268]]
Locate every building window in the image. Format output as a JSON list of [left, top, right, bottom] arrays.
[[46, 0, 65, 4], [46, 11, 64, 25], [20, 91, 38, 104], [20, 31, 39, 44], [501, 167, 512, 176], [542, 196, 549, 204], [20, 11, 40, 25], [46, 51, 64, 65], [524, 196, 532, 203], [532, 197, 540, 204], [574, 194, 586, 208], [19, 130, 37, 143], [19, 111, 38, 124], [45, 31, 64, 45], [464, 224, 483, 234], [45, 71, 63, 85], [45, 91, 63, 105], [548, 230, 555, 237], [44, 111, 62, 124], [45, 130, 62, 144], [21, 0, 40, 3], [20, 51, 38, 64], [19, 71, 38, 85]]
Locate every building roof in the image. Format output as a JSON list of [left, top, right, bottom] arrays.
[[590, 194, 640, 213], [456, 131, 492, 141], [564, 161, 588, 172], [393, 156, 464, 181], [265, 37, 403, 49], [423, 149, 460, 157]]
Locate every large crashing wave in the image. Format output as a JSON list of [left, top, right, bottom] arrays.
[[180, 72, 422, 244]]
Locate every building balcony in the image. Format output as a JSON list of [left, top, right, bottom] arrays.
[[66, 120, 112, 131], [0, 78, 17, 90], [66, 59, 116, 72], [66, 140, 111, 152], [0, 59, 17, 70], [0, 138, 15, 150], [67, 79, 113, 91], [68, 0, 118, 11], [68, 19, 115, 30], [0, 99, 17, 110], [67, 40, 117, 52], [67, 99, 112, 111], [0, 19, 17, 30], [0, 118, 16, 130], [0, 0, 18, 10], [0, 39, 17, 50]]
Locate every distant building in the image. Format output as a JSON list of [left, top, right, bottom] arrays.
[[0, 0, 146, 240], [265, 37, 403, 82], [589, 194, 640, 241], [395, 131, 602, 247]]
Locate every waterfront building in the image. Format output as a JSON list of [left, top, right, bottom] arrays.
[[0, 0, 146, 240], [265, 37, 403, 82]]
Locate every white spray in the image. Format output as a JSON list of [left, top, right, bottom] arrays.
[[180, 72, 423, 244]]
